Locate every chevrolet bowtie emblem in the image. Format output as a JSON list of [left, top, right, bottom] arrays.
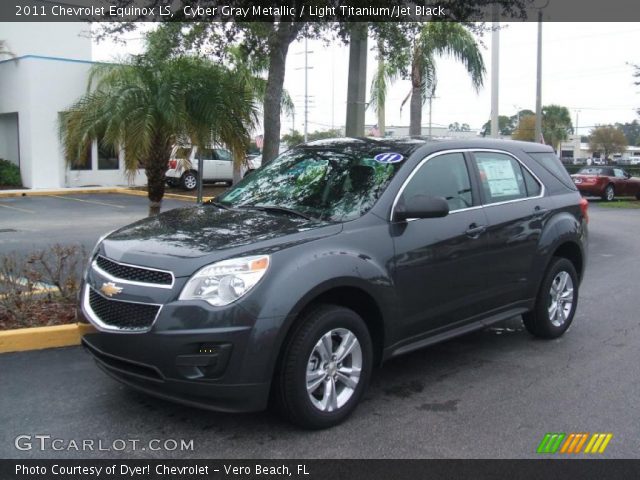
[[100, 282, 123, 297]]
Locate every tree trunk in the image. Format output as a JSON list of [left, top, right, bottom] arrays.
[[261, 23, 299, 166], [232, 153, 243, 185], [145, 138, 170, 216], [409, 52, 423, 136]]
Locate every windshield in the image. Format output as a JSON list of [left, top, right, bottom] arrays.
[[216, 148, 404, 222], [578, 167, 609, 175]]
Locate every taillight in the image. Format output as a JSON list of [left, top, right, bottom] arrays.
[[579, 197, 589, 224], [168, 159, 177, 169]]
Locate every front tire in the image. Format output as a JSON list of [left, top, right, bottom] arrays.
[[523, 257, 578, 339], [275, 305, 373, 429], [602, 184, 615, 201], [181, 171, 198, 190]]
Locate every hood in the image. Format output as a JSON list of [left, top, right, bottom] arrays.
[[100, 205, 340, 277]]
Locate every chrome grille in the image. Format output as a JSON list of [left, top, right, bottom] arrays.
[[88, 288, 160, 331], [95, 255, 173, 286]]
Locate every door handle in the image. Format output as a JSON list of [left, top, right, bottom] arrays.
[[465, 224, 487, 238], [533, 206, 549, 217]]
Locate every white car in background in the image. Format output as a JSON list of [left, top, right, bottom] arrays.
[[165, 146, 261, 190]]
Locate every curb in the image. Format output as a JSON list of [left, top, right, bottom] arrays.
[[0, 323, 96, 354], [0, 187, 197, 201]]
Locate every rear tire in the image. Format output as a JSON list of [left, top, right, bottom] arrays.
[[523, 257, 578, 339], [275, 305, 373, 429], [181, 171, 198, 190], [602, 184, 615, 201]]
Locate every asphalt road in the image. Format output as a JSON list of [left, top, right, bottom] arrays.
[[1, 204, 639, 459], [0, 193, 191, 256]]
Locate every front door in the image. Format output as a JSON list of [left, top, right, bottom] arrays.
[[391, 151, 491, 340]]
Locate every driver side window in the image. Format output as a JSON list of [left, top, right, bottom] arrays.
[[402, 153, 473, 212]]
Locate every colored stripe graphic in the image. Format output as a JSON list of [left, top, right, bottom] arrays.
[[538, 433, 613, 454], [584, 433, 613, 454], [537, 433, 565, 453], [560, 433, 589, 453]]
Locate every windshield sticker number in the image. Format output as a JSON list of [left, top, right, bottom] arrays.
[[374, 153, 404, 164]]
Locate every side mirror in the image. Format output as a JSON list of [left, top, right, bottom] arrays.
[[394, 194, 450, 221]]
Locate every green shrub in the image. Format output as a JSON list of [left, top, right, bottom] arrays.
[[0, 159, 21, 186]]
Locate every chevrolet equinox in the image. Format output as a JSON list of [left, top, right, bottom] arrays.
[[81, 138, 588, 429]]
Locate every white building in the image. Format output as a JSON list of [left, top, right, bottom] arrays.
[[0, 22, 145, 189], [560, 135, 640, 163]]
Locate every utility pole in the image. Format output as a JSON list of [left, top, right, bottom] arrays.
[[490, 8, 500, 138], [345, 23, 367, 137], [535, 8, 544, 143], [294, 39, 313, 142], [304, 37, 308, 142], [426, 94, 438, 137]]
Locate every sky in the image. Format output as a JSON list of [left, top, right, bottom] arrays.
[[92, 22, 640, 137]]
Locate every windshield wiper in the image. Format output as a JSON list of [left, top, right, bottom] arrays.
[[240, 204, 317, 221], [205, 200, 231, 210]]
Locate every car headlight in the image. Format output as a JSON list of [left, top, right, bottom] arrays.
[[179, 255, 270, 306]]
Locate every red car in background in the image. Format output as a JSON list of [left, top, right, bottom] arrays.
[[571, 166, 640, 201]]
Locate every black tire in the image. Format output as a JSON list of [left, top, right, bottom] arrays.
[[523, 257, 579, 339], [181, 171, 198, 190], [275, 304, 373, 429], [601, 184, 615, 202], [635, 192, 640, 201]]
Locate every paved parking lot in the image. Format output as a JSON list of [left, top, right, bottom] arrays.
[[1, 205, 639, 459], [0, 193, 191, 256]]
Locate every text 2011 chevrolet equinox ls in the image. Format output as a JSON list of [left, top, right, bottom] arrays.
[[81, 138, 588, 429]]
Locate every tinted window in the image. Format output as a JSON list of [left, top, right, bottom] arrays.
[[528, 152, 576, 189], [215, 149, 232, 161], [402, 153, 473, 211], [474, 152, 528, 203], [523, 167, 542, 196], [199, 148, 216, 160]]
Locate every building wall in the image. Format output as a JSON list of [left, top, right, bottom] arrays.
[[0, 112, 19, 165], [0, 22, 146, 188]]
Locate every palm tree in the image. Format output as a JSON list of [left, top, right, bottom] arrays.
[[368, 39, 399, 137], [403, 23, 485, 136], [369, 24, 484, 137], [60, 54, 258, 215], [542, 104, 573, 153]]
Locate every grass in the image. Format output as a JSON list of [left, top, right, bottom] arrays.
[[589, 198, 640, 209]]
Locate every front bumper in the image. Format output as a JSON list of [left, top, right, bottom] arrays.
[[81, 332, 270, 413], [79, 265, 282, 412]]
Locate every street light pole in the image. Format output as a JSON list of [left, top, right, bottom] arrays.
[[535, 8, 544, 143], [490, 10, 500, 138]]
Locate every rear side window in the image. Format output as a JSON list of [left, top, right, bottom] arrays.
[[528, 152, 576, 190], [473, 152, 540, 204]]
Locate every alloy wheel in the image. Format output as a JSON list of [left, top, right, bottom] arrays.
[[306, 328, 362, 412], [548, 271, 574, 327]]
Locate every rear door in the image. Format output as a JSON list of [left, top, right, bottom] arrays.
[[612, 168, 629, 195], [213, 149, 233, 180], [391, 151, 491, 338], [198, 148, 217, 180], [470, 150, 552, 308]]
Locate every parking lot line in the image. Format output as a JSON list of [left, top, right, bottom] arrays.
[[48, 195, 126, 209], [0, 202, 35, 214]]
